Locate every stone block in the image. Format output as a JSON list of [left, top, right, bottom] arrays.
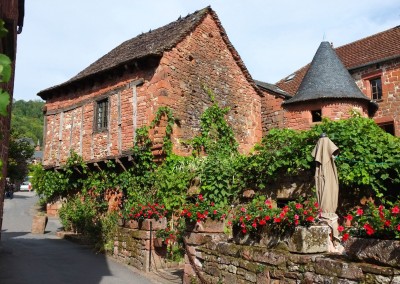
[[344, 237, 400, 268], [287, 225, 330, 253], [314, 258, 363, 280], [191, 219, 226, 233], [140, 217, 167, 231], [31, 215, 48, 234]]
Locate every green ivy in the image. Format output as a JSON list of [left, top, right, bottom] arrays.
[[0, 19, 11, 180]]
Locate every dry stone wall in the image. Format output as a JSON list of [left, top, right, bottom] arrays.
[[184, 238, 400, 284]]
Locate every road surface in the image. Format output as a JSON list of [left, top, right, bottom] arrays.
[[0, 191, 157, 284]]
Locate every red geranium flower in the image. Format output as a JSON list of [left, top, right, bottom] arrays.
[[345, 214, 353, 221], [295, 203, 302, 209], [338, 225, 344, 232], [342, 233, 350, 241], [274, 217, 281, 223], [259, 219, 266, 226], [306, 216, 314, 222], [392, 206, 399, 214], [356, 208, 364, 216], [363, 223, 375, 235]]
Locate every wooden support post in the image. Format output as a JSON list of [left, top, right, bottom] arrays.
[[94, 162, 102, 171], [115, 158, 127, 172]]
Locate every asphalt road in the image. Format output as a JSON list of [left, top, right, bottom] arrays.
[[0, 191, 156, 284]]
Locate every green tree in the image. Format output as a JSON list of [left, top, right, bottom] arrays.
[[11, 99, 44, 145], [7, 131, 34, 183]]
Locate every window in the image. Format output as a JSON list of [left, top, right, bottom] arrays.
[[311, 109, 322, 122], [96, 98, 108, 131], [378, 122, 395, 136], [370, 78, 382, 101]]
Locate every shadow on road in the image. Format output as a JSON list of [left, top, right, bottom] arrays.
[[0, 192, 155, 284], [0, 232, 114, 284]]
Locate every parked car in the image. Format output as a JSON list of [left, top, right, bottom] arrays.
[[20, 177, 33, 191]]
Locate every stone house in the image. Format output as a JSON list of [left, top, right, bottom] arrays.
[[259, 25, 400, 135], [38, 7, 262, 168], [0, 0, 25, 235]]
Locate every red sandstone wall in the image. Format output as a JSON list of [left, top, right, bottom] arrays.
[[43, 69, 154, 167], [151, 14, 262, 155], [42, 14, 262, 166], [259, 89, 285, 135], [283, 100, 369, 130], [352, 59, 400, 135]]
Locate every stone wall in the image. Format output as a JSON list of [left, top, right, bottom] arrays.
[[184, 227, 400, 284], [260, 90, 285, 135], [113, 218, 180, 272], [282, 99, 369, 131], [352, 58, 400, 136]]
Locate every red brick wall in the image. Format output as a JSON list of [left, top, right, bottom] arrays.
[[283, 100, 369, 130], [351, 58, 400, 135], [42, 14, 262, 166]]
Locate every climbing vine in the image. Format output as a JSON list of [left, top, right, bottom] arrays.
[[32, 94, 400, 249], [0, 19, 11, 179]]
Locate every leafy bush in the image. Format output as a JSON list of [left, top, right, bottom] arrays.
[[314, 116, 400, 199], [59, 194, 98, 234], [58, 193, 119, 252]]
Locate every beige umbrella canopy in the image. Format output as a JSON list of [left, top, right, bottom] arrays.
[[311, 134, 339, 213]]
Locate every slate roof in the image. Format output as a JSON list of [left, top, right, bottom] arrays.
[[254, 80, 291, 99], [283, 41, 370, 105], [276, 25, 400, 96], [38, 6, 258, 99]]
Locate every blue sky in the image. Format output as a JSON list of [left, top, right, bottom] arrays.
[[13, 0, 399, 101]]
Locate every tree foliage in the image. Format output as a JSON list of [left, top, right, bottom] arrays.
[[7, 131, 35, 183], [11, 99, 44, 145]]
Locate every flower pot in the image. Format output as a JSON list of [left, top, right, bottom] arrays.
[[286, 225, 330, 253], [125, 220, 139, 229], [140, 217, 167, 231], [186, 219, 226, 233]]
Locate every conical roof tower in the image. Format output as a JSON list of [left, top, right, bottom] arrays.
[[283, 41, 371, 105]]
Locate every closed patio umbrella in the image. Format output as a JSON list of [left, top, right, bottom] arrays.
[[311, 134, 340, 242]]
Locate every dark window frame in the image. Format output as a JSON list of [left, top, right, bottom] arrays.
[[95, 98, 109, 132], [370, 77, 382, 101], [311, 109, 322, 123]]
